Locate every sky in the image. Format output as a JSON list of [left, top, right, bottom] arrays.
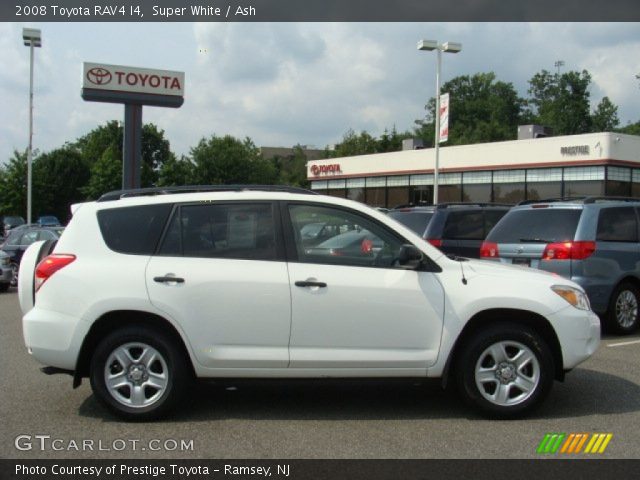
[[1, 22, 639, 164]]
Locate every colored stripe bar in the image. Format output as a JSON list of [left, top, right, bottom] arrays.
[[550, 434, 566, 453], [598, 434, 613, 453]]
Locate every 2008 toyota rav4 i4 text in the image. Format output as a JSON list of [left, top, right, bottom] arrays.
[[19, 186, 600, 421]]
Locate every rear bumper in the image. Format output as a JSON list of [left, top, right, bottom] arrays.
[[548, 307, 600, 370], [23, 307, 83, 370]]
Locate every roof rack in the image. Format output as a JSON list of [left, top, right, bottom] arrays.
[[97, 185, 318, 202], [391, 202, 433, 210], [517, 196, 640, 206], [435, 202, 513, 209]]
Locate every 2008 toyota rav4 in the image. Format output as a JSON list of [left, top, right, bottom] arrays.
[[19, 186, 600, 420]]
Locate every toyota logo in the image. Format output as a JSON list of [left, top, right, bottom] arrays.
[[311, 165, 320, 175], [86, 67, 112, 86]]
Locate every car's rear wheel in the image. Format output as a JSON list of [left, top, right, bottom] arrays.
[[606, 282, 640, 335], [90, 325, 191, 421], [455, 322, 554, 419], [0, 283, 9, 293]]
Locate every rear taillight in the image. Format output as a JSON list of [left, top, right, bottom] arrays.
[[34, 254, 76, 292], [542, 241, 596, 261], [426, 238, 442, 248], [480, 241, 499, 258]]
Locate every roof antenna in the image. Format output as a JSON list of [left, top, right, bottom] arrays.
[[460, 261, 468, 285]]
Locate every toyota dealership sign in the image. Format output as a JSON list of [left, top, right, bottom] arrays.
[[83, 62, 184, 97], [82, 62, 184, 108]]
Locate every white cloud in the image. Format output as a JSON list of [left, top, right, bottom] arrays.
[[1, 22, 639, 166]]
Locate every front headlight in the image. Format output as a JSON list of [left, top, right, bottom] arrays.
[[551, 285, 591, 311]]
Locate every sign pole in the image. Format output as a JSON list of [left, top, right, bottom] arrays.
[[123, 104, 143, 189]]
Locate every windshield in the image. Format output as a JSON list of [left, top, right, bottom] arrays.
[[486, 208, 582, 243]]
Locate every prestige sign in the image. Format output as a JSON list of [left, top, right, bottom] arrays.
[[83, 62, 184, 97]]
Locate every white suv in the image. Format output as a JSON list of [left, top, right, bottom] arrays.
[[19, 186, 600, 420]]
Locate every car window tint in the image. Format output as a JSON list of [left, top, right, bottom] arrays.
[[443, 211, 484, 240], [596, 207, 638, 242], [19, 231, 39, 246], [289, 204, 404, 268], [159, 203, 277, 261], [484, 210, 508, 236], [387, 211, 433, 235], [486, 209, 582, 243], [98, 204, 173, 255], [37, 230, 56, 241]]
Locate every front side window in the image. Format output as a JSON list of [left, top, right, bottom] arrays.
[[159, 203, 277, 261], [288, 204, 405, 268]]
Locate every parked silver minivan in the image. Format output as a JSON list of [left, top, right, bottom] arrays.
[[482, 197, 640, 334]]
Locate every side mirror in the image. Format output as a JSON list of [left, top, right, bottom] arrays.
[[397, 244, 424, 269]]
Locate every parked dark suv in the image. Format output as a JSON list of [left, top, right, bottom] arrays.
[[482, 197, 640, 334], [388, 203, 511, 258]]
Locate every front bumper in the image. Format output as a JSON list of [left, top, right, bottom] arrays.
[[0, 266, 13, 284], [548, 306, 600, 370]]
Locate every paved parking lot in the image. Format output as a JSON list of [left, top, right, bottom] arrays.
[[1, 290, 639, 459]]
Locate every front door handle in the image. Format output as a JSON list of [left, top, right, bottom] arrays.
[[154, 276, 185, 284], [295, 280, 327, 288]]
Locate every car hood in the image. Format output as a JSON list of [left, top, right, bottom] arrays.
[[458, 257, 576, 287]]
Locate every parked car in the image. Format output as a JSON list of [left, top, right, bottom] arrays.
[[388, 203, 511, 258], [3, 215, 25, 238], [19, 185, 599, 421], [482, 196, 640, 334], [0, 251, 13, 292], [36, 215, 61, 227], [2, 225, 64, 287]]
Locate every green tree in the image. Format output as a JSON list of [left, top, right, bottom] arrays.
[[0, 150, 28, 217], [190, 135, 273, 185], [618, 121, 640, 136], [417, 72, 525, 145], [75, 120, 173, 189], [81, 145, 122, 200], [157, 153, 194, 187], [33, 146, 90, 223], [527, 69, 593, 135], [330, 129, 378, 157], [272, 145, 310, 187], [591, 96, 619, 132]]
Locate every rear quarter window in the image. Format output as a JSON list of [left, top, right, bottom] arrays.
[[486, 208, 582, 243], [442, 211, 484, 240], [97, 204, 173, 255], [596, 207, 638, 242]]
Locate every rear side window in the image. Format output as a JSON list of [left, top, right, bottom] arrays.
[[158, 203, 277, 261], [596, 207, 638, 242], [486, 209, 582, 243], [98, 204, 173, 255], [443, 211, 484, 240], [387, 211, 433, 235]]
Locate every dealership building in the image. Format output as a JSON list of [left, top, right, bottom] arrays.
[[307, 131, 640, 208]]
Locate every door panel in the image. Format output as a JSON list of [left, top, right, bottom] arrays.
[[285, 203, 445, 369], [146, 202, 292, 369], [288, 263, 444, 368]]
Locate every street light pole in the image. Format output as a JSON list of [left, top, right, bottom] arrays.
[[23, 28, 41, 226], [417, 39, 461, 205]]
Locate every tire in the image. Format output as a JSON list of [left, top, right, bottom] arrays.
[[10, 262, 18, 288], [455, 322, 554, 419], [0, 283, 9, 293], [605, 282, 640, 335], [90, 325, 191, 421]]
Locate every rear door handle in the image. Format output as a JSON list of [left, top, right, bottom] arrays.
[[295, 281, 327, 288], [154, 276, 185, 284]]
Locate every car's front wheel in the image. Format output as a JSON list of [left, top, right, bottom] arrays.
[[455, 322, 554, 419], [90, 325, 191, 421]]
